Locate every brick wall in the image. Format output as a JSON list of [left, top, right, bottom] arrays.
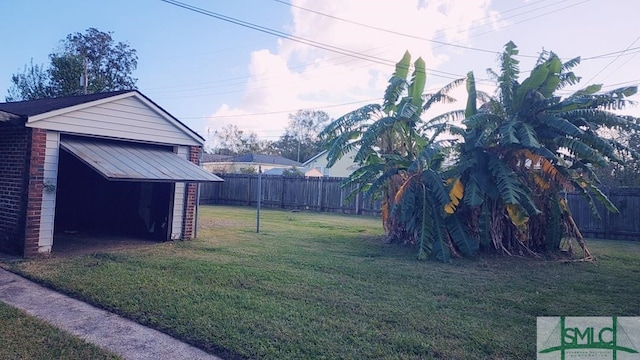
[[0, 125, 31, 255], [182, 146, 200, 239], [23, 128, 47, 257]]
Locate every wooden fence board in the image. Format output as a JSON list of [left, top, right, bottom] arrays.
[[200, 174, 381, 215], [200, 176, 639, 240]]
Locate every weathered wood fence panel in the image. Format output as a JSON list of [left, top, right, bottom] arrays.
[[201, 177, 639, 239], [200, 174, 381, 215], [566, 187, 640, 240]]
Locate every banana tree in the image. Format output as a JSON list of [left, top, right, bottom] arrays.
[[454, 41, 640, 257], [320, 52, 474, 260]]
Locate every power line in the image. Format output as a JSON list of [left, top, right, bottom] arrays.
[[584, 36, 640, 85], [181, 97, 381, 119], [159, 0, 464, 80], [583, 46, 640, 61], [271, 0, 502, 56], [441, 0, 590, 51]]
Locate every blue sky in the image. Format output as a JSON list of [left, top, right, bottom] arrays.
[[1, 0, 639, 147]]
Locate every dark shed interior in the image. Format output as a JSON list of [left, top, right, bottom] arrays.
[[54, 149, 173, 242]]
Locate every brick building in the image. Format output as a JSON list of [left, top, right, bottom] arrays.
[[0, 90, 222, 257]]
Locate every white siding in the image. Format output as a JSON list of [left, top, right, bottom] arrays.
[[305, 148, 359, 178], [38, 131, 60, 253], [171, 146, 189, 239], [27, 96, 201, 146]]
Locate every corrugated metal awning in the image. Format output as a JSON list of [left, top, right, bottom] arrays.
[[60, 137, 223, 182]]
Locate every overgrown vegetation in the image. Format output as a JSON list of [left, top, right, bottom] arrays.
[[0, 302, 119, 359], [3, 206, 639, 359], [321, 42, 640, 261]]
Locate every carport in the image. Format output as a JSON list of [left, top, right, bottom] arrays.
[[0, 90, 222, 257]]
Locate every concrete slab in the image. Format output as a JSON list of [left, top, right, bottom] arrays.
[[0, 268, 222, 360]]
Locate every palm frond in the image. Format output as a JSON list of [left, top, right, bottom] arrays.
[[445, 214, 478, 257], [497, 41, 521, 113], [536, 114, 584, 137], [319, 104, 381, 141], [515, 122, 541, 148], [354, 116, 398, 163], [408, 57, 426, 111], [487, 155, 522, 204], [465, 71, 478, 118], [499, 120, 520, 145]]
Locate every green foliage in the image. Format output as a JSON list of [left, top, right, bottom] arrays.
[[281, 166, 305, 177], [0, 303, 119, 359], [6, 206, 640, 359], [270, 110, 331, 162], [209, 124, 267, 155], [321, 52, 472, 261], [6, 28, 137, 101], [6, 60, 53, 101], [321, 42, 639, 261], [456, 41, 640, 256]]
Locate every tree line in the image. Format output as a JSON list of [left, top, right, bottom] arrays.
[[206, 109, 331, 163]]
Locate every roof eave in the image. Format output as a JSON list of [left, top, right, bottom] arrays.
[[0, 110, 26, 125]]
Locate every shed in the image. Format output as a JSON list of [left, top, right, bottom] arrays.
[[0, 90, 222, 257]]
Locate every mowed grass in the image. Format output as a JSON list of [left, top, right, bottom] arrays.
[[4, 205, 640, 359], [0, 302, 119, 359]]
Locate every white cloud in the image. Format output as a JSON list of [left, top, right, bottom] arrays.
[[205, 0, 500, 141]]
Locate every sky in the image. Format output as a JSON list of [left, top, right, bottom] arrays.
[[1, 0, 639, 149]]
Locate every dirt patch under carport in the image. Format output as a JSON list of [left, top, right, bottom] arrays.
[[52, 233, 163, 257]]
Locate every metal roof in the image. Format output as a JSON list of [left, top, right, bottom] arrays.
[[60, 137, 223, 182]]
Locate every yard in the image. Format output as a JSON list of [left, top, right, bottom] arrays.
[[2, 205, 639, 359], [0, 302, 119, 359]]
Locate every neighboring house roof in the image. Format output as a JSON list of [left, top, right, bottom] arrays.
[[0, 90, 205, 144], [302, 150, 328, 167], [201, 153, 233, 163], [231, 153, 301, 167], [263, 167, 322, 177], [263, 168, 286, 175]]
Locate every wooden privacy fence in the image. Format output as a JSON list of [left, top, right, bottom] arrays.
[[566, 187, 640, 241], [199, 174, 381, 215], [200, 175, 639, 240]]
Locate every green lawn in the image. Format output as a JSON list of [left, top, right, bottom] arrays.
[[0, 302, 119, 359], [3, 205, 639, 359]]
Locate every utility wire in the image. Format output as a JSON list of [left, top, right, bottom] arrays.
[[584, 36, 640, 85], [271, 0, 501, 56], [156, 0, 623, 95], [436, 0, 591, 50], [160, 0, 463, 80], [274, 0, 574, 59], [182, 97, 381, 119]]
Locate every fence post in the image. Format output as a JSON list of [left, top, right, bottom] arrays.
[[280, 176, 285, 209], [317, 177, 323, 211], [604, 187, 611, 239]]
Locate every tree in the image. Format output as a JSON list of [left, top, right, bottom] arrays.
[[321, 51, 473, 261], [322, 44, 640, 262], [6, 60, 52, 101], [208, 124, 268, 155], [593, 129, 640, 187], [455, 42, 640, 258], [6, 28, 137, 101], [272, 110, 330, 162]]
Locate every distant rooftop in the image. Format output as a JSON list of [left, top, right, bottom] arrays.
[[203, 153, 301, 167]]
